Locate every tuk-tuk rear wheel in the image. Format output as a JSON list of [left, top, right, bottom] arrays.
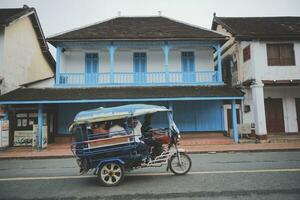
[[169, 152, 192, 175], [97, 162, 124, 186]]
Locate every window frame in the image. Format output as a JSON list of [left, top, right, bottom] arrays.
[[266, 43, 295, 66], [243, 45, 251, 62]]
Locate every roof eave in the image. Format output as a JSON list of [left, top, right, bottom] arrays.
[[47, 37, 228, 47]]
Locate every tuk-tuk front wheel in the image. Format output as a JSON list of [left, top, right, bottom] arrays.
[[169, 152, 192, 175], [97, 162, 124, 186]]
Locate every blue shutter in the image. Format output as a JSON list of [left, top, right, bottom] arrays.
[[181, 52, 195, 83], [85, 53, 99, 84], [133, 52, 147, 83]]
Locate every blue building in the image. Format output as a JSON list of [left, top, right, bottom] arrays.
[[0, 16, 243, 148]]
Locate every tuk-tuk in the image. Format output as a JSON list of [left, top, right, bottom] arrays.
[[70, 104, 192, 186]]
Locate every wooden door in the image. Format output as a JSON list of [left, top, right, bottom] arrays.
[[296, 98, 300, 132], [227, 108, 240, 130], [264, 98, 285, 133]]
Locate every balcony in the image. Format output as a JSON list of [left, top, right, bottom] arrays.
[[57, 71, 219, 86]]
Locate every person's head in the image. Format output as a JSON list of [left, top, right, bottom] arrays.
[[99, 122, 106, 129], [113, 119, 124, 126]]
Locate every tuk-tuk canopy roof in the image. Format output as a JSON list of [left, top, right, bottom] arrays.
[[73, 104, 169, 124]]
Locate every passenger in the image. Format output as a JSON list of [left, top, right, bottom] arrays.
[[109, 119, 126, 137], [92, 122, 109, 135], [128, 117, 142, 142], [128, 117, 149, 161]]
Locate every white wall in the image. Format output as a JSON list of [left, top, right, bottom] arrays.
[[0, 16, 53, 94], [239, 41, 256, 82], [0, 28, 4, 94], [244, 41, 300, 81], [26, 78, 55, 88], [241, 86, 300, 133], [264, 86, 300, 133], [60, 47, 214, 73]]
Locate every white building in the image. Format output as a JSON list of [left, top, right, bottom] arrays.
[[212, 15, 300, 139], [0, 5, 55, 95]]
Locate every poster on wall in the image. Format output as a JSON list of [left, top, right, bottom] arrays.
[[0, 120, 9, 148], [32, 124, 38, 148], [32, 124, 48, 149], [14, 130, 33, 146], [42, 125, 48, 149]]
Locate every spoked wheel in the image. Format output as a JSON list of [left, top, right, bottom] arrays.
[[169, 152, 192, 175], [97, 162, 124, 186]]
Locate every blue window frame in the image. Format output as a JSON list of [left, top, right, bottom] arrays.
[[133, 52, 147, 83], [85, 53, 99, 84], [181, 51, 195, 83]]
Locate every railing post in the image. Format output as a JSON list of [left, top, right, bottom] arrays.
[[55, 46, 61, 84], [108, 42, 117, 84], [217, 43, 222, 82], [162, 42, 170, 84]]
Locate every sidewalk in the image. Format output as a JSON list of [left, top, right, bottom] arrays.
[[1, 133, 300, 159]]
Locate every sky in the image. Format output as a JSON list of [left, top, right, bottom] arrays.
[[1, 0, 300, 54]]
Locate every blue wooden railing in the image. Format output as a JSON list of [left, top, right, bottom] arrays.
[[58, 71, 218, 86]]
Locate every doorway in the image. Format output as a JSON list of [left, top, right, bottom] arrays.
[[264, 98, 285, 133]]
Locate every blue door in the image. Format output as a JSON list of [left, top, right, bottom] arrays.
[[85, 53, 99, 84], [181, 52, 195, 83], [133, 52, 147, 83]]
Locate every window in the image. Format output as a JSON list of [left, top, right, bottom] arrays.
[[15, 112, 46, 130], [243, 45, 251, 62], [267, 44, 295, 66]]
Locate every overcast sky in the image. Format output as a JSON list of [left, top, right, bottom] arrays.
[[1, 0, 300, 54]]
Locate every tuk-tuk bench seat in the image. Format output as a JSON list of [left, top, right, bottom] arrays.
[[84, 135, 134, 150]]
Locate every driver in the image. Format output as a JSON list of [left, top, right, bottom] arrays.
[[141, 114, 163, 159]]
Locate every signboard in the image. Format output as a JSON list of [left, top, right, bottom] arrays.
[[14, 130, 33, 146]]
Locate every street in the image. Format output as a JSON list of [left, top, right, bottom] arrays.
[[0, 151, 300, 200]]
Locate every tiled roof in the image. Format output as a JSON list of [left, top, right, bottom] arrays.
[[0, 86, 243, 102], [48, 16, 227, 45], [212, 16, 300, 40]]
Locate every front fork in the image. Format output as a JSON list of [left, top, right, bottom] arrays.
[[166, 143, 184, 171]]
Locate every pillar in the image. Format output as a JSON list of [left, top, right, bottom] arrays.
[[217, 43, 222, 82], [251, 83, 267, 139], [108, 43, 117, 83], [55, 46, 61, 84], [162, 42, 170, 83], [38, 104, 43, 149], [231, 100, 239, 143]]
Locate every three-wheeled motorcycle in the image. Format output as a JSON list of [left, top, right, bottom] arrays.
[[70, 104, 192, 186]]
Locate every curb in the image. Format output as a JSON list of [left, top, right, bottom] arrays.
[[1, 148, 300, 160]]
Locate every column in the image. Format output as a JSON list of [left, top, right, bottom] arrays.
[[168, 101, 174, 131], [38, 104, 43, 150], [162, 42, 170, 83], [55, 46, 61, 84], [217, 43, 222, 82], [251, 83, 267, 139], [108, 43, 117, 84], [231, 99, 239, 143]]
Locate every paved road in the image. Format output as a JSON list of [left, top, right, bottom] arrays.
[[0, 151, 300, 199]]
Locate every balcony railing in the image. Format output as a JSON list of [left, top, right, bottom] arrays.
[[58, 71, 218, 86]]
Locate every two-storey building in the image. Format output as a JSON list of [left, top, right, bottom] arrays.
[[212, 15, 300, 139], [0, 16, 243, 148]]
